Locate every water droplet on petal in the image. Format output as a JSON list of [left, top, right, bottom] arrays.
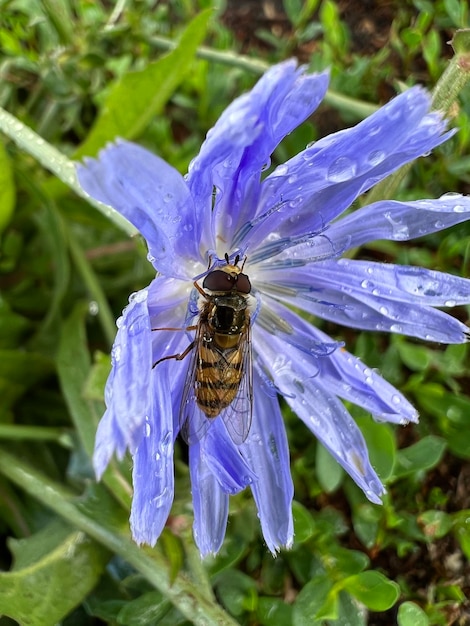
[[367, 123, 381, 137], [367, 150, 386, 166], [327, 156, 358, 182], [129, 290, 148, 304], [112, 345, 122, 363], [384, 212, 410, 240], [276, 163, 289, 176]]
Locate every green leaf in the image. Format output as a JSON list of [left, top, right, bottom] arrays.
[[0, 140, 15, 233], [356, 416, 396, 481], [0, 519, 109, 626], [418, 510, 453, 540], [323, 546, 369, 577], [75, 9, 212, 158], [214, 570, 258, 617], [292, 500, 317, 543], [453, 510, 470, 559], [56, 302, 101, 457], [334, 591, 367, 626], [257, 597, 293, 626], [316, 440, 344, 493], [342, 571, 400, 611], [117, 591, 172, 625], [393, 436, 446, 478], [0, 350, 53, 412], [397, 601, 429, 626], [293, 575, 334, 625], [396, 341, 432, 371]]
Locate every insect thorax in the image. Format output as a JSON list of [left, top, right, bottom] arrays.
[[208, 293, 248, 335]]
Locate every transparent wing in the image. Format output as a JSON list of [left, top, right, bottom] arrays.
[[219, 319, 253, 445], [179, 318, 253, 446], [179, 320, 212, 445]]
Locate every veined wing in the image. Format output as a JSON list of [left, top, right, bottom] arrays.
[[179, 319, 212, 445], [179, 317, 253, 446], [219, 319, 253, 445]]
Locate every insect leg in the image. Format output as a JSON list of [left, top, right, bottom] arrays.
[[152, 341, 195, 368]]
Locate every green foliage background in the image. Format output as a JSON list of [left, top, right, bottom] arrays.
[[0, 0, 470, 624]]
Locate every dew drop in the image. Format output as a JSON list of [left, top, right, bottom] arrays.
[[129, 289, 148, 304], [391, 394, 401, 405], [367, 150, 386, 166], [327, 156, 358, 182], [112, 345, 122, 363], [152, 488, 169, 508], [384, 212, 410, 240], [444, 299, 456, 307], [289, 196, 303, 208], [275, 163, 289, 176], [367, 123, 381, 137], [88, 301, 99, 316], [390, 323, 403, 333], [379, 306, 389, 316], [453, 204, 465, 213]]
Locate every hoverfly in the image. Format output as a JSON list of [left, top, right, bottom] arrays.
[[154, 254, 254, 445]]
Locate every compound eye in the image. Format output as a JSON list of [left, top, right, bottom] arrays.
[[203, 270, 233, 291], [235, 273, 251, 294]]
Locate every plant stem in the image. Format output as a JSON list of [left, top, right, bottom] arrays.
[[0, 450, 239, 626], [364, 31, 470, 207], [0, 107, 136, 237]]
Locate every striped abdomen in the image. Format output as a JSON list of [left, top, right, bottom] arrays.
[[195, 332, 244, 417]]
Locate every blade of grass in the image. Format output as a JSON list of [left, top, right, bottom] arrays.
[[0, 450, 239, 626]]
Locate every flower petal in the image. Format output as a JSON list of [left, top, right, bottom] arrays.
[[246, 87, 452, 254], [189, 440, 229, 557], [252, 194, 470, 265], [186, 60, 329, 252], [257, 260, 470, 343], [96, 288, 153, 466], [256, 296, 418, 424], [325, 194, 470, 251], [242, 371, 294, 553], [203, 419, 257, 494], [76, 140, 199, 277], [93, 402, 125, 479], [130, 364, 175, 546], [255, 327, 385, 503]]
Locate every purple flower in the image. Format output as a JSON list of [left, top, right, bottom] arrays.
[[77, 60, 470, 557]]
